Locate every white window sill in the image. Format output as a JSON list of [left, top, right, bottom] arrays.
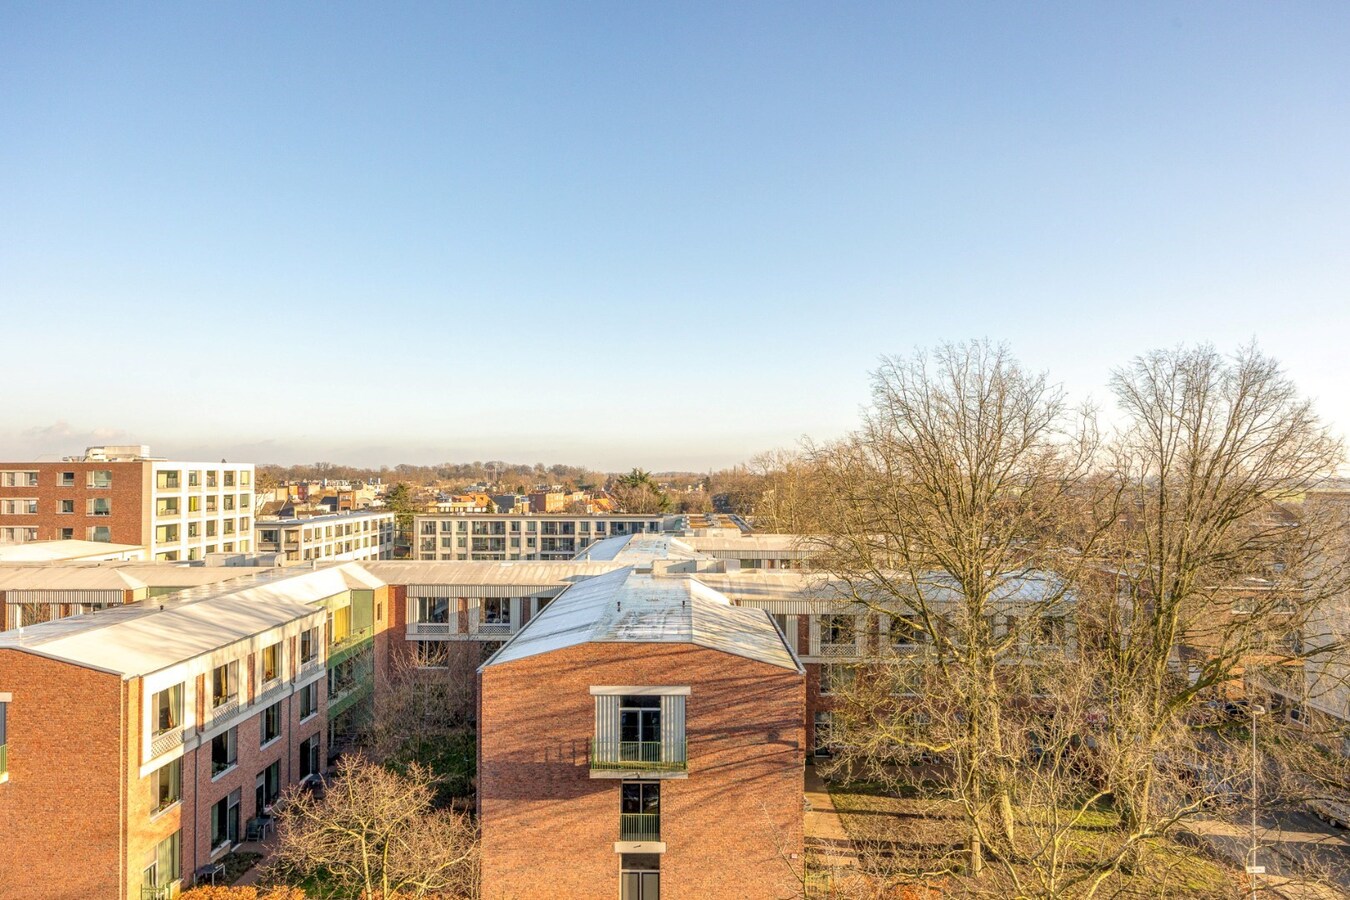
[[211, 763, 237, 782]]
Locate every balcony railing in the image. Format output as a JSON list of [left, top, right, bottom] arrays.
[[818, 641, 859, 657], [477, 622, 513, 636], [589, 739, 687, 773], [149, 729, 184, 759], [141, 881, 180, 900], [619, 813, 660, 842], [408, 622, 454, 636], [210, 696, 239, 725]]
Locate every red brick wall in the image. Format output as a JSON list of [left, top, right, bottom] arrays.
[[0, 650, 127, 900], [0, 461, 147, 545], [479, 642, 805, 900]]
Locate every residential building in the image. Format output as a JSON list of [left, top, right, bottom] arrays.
[[0, 446, 255, 562], [0, 567, 338, 900], [254, 510, 396, 563], [477, 548, 806, 900], [412, 514, 674, 562]]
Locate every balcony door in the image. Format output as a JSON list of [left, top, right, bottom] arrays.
[[619, 696, 660, 763]]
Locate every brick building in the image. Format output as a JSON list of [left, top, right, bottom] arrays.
[[478, 554, 806, 900], [0, 446, 255, 562]]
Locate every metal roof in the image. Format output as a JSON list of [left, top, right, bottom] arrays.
[[482, 566, 801, 672], [681, 534, 820, 558], [364, 560, 624, 591], [0, 565, 361, 678], [578, 533, 707, 564]]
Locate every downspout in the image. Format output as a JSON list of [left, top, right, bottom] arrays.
[[120, 678, 128, 900]]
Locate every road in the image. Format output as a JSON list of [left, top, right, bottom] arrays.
[[1188, 808, 1350, 898]]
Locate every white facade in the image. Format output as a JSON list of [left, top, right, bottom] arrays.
[[148, 461, 256, 562], [413, 514, 673, 561], [255, 510, 396, 563]]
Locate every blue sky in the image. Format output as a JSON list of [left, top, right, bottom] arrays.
[[2, 2, 1348, 470]]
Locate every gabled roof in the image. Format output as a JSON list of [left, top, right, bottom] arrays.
[[482, 566, 801, 673]]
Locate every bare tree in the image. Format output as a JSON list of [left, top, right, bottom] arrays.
[[809, 341, 1107, 879], [269, 755, 479, 899]]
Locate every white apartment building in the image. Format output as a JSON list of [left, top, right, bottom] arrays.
[[412, 514, 676, 562], [255, 510, 397, 563]]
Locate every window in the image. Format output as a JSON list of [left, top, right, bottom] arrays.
[[620, 854, 660, 900], [154, 524, 179, 543], [152, 758, 181, 813], [211, 661, 238, 709], [224, 494, 235, 512], [300, 627, 319, 663], [222, 519, 235, 535], [813, 711, 834, 756], [240, 470, 251, 486], [153, 684, 183, 735], [156, 470, 180, 490], [189, 470, 200, 487], [300, 735, 321, 778], [206, 520, 217, 537], [86, 470, 112, 488], [0, 700, 7, 779], [86, 497, 112, 517], [0, 499, 38, 515], [156, 498, 179, 517], [0, 471, 38, 487], [299, 682, 319, 720], [257, 760, 280, 810], [210, 791, 240, 850], [206, 471, 218, 488], [188, 522, 200, 538], [60, 471, 75, 487], [224, 471, 236, 488], [821, 614, 856, 649], [59, 528, 74, 540], [142, 831, 181, 893], [261, 643, 280, 683], [211, 728, 238, 776], [819, 664, 854, 696], [620, 695, 661, 761], [620, 782, 660, 841], [86, 525, 111, 542], [481, 598, 510, 632], [58, 499, 74, 514], [260, 702, 281, 747], [888, 614, 927, 649]]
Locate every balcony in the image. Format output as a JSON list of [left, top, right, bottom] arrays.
[[620, 813, 660, 842], [589, 739, 687, 774], [818, 641, 859, 658], [477, 622, 513, 637], [141, 881, 180, 900]]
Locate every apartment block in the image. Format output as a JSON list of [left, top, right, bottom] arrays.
[[0, 568, 335, 900], [0, 446, 255, 562], [478, 561, 806, 900], [413, 513, 674, 562], [255, 510, 397, 563]]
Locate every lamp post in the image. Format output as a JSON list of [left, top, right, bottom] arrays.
[[1248, 701, 1267, 899]]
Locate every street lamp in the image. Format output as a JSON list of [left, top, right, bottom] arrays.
[[1247, 702, 1267, 900]]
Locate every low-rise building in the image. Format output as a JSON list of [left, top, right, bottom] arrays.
[[413, 514, 675, 562]]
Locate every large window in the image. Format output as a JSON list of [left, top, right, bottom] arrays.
[[142, 831, 180, 894], [417, 597, 451, 624], [85, 525, 111, 542], [888, 614, 927, 650], [156, 470, 180, 490], [257, 760, 281, 811], [86, 470, 112, 488], [152, 758, 181, 813], [260, 702, 282, 747], [211, 728, 237, 776], [153, 684, 183, 735], [86, 498, 112, 517], [300, 735, 321, 778], [211, 662, 238, 709], [620, 782, 661, 841], [299, 682, 319, 720], [0, 471, 38, 487], [620, 696, 661, 763], [0, 499, 37, 515], [300, 627, 319, 663], [210, 791, 240, 850], [261, 643, 280, 683]]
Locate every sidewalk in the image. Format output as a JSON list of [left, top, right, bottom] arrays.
[[804, 764, 863, 877]]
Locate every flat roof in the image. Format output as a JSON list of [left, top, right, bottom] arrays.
[[482, 565, 801, 672], [256, 511, 394, 525], [0, 564, 273, 593], [0, 564, 367, 677]]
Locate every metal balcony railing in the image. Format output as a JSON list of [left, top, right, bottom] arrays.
[[619, 813, 660, 842], [408, 622, 453, 636], [589, 740, 687, 773], [210, 696, 239, 725]]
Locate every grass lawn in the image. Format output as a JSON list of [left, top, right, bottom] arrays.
[[826, 781, 1237, 898]]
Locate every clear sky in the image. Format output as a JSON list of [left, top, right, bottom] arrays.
[[2, 2, 1348, 471]]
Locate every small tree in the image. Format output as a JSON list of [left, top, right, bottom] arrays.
[[269, 755, 478, 899]]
